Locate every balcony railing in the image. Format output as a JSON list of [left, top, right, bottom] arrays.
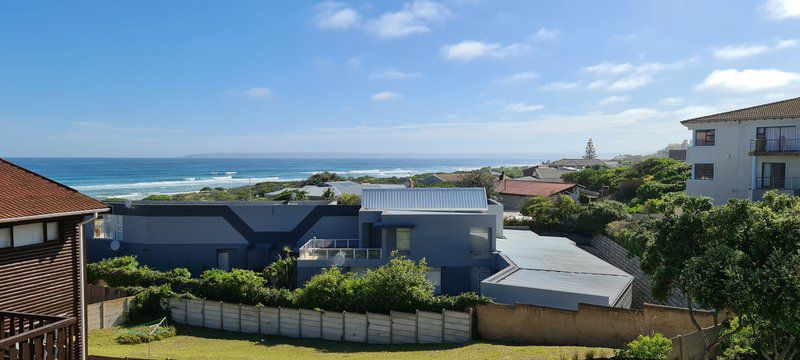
[[756, 177, 800, 190], [750, 139, 800, 153], [0, 311, 78, 359], [298, 238, 382, 260]]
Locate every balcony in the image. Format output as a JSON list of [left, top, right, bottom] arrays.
[[749, 139, 800, 155], [298, 238, 382, 261], [756, 177, 800, 190], [0, 311, 78, 359]]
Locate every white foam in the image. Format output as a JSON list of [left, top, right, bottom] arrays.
[[74, 176, 281, 191]]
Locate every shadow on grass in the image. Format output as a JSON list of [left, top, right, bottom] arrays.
[[170, 324, 527, 354]]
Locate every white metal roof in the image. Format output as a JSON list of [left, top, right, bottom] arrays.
[[362, 188, 487, 212]]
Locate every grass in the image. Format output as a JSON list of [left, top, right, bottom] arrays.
[[89, 325, 613, 360]]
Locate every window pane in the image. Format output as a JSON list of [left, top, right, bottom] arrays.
[[0, 228, 10, 248], [395, 228, 411, 256], [46, 222, 58, 241], [426, 267, 441, 294], [695, 129, 715, 146], [694, 164, 714, 180], [470, 228, 490, 259], [13, 223, 44, 247]]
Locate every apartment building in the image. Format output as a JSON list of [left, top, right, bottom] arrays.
[[682, 97, 800, 205]]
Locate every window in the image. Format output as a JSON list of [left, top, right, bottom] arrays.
[[761, 163, 787, 189], [97, 215, 123, 240], [217, 250, 232, 271], [426, 267, 442, 294], [46, 222, 59, 241], [0, 228, 10, 249], [694, 129, 715, 146], [694, 163, 714, 180], [395, 228, 411, 257], [469, 228, 491, 259], [13, 223, 44, 247], [470, 267, 491, 292], [757, 126, 798, 151]]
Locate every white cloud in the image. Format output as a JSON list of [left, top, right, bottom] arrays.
[[583, 62, 634, 76], [372, 91, 403, 101], [496, 71, 538, 83], [695, 69, 800, 92], [659, 97, 685, 106], [586, 80, 609, 90], [347, 54, 366, 67], [314, 2, 360, 29], [540, 81, 581, 91], [606, 74, 654, 91], [598, 96, 630, 106], [763, 0, 800, 19], [504, 103, 544, 112], [367, 0, 450, 39], [713, 39, 798, 59], [369, 68, 422, 80], [531, 28, 559, 41], [228, 87, 272, 98], [440, 40, 530, 61]]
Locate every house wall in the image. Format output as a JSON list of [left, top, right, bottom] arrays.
[[685, 118, 800, 205], [87, 202, 359, 274], [497, 194, 529, 211], [0, 215, 86, 356]]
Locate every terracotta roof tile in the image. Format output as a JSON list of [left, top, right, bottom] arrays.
[[497, 179, 578, 197], [0, 159, 109, 221], [681, 97, 800, 124]]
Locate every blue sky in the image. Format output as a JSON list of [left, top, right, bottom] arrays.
[[1, 0, 799, 158]]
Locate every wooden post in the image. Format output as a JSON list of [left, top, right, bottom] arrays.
[[389, 311, 394, 344], [468, 307, 474, 339]]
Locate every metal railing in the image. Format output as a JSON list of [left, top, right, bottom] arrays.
[[750, 139, 800, 153], [756, 177, 800, 190], [0, 311, 78, 359], [298, 238, 382, 260]]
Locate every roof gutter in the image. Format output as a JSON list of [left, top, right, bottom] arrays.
[[0, 208, 110, 224]]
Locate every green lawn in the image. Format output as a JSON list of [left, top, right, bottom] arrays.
[[89, 325, 613, 360]]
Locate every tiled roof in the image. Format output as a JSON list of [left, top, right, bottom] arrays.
[[362, 188, 487, 212], [681, 97, 800, 124], [0, 159, 109, 221], [497, 179, 577, 197]]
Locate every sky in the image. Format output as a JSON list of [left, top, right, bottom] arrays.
[[1, 0, 800, 158]]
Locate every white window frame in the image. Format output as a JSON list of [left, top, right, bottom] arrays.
[[13, 223, 45, 247]]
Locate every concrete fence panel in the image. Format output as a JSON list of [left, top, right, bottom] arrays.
[[366, 312, 392, 344], [344, 312, 367, 343], [390, 311, 417, 344], [300, 309, 322, 339], [203, 301, 223, 330], [222, 302, 240, 332], [86, 297, 135, 330], [240, 305, 259, 333], [321, 312, 345, 341], [279, 307, 300, 338], [443, 309, 472, 343], [416, 311, 444, 343], [669, 327, 719, 360], [259, 307, 279, 335]]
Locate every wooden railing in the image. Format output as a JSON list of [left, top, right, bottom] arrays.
[[0, 311, 78, 360]]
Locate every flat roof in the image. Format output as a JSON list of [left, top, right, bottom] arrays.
[[485, 229, 633, 305]]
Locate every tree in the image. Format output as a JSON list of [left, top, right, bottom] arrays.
[[641, 192, 800, 359], [302, 171, 344, 186], [322, 187, 336, 200], [336, 193, 361, 205], [584, 138, 597, 159], [520, 195, 580, 230], [272, 190, 308, 201], [457, 169, 498, 199]]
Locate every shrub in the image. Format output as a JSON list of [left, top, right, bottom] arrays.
[[521, 195, 581, 230], [718, 318, 757, 360], [116, 325, 176, 344], [355, 257, 435, 313], [199, 269, 266, 304], [428, 292, 492, 312], [303, 171, 344, 186], [503, 216, 533, 227], [262, 248, 297, 289], [295, 266, 358, 311], [574, 200, 629, 236], [125, 285, 177, 325], [615, 333, 673, 360], [606, 218, 656, 258], [142, 194, 173, 201], [457, 169, 498, 199]]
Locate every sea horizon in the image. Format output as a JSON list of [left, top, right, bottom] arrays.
[[7, 157, 541, 200]]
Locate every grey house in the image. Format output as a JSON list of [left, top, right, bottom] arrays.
[[296, 188, 503, 295]]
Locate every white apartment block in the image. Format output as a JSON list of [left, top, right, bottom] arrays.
[[682, 97, 800, 205]]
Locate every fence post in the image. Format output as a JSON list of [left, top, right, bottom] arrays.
[[341, 312, 346, 341], [258, 306, 262, 335], [298, 308, 303, 338], [319, 311, 323, 339], [389, 311, 394, 344], [277, 307, 281, 336], [468, 307, 474, 339], [219, 302, 224, 330], [415, 310, 420, 344], [238, 304, 242, 332], [365, 312, 369, 343], [184, 298, 188, 324], [97, 301, 104, 329], [678, 334, 686, 360], [441, 310, 445, 342], [202, 299, 206, 328]]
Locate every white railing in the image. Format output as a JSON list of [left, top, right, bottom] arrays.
[[298, 238, 382, 260]]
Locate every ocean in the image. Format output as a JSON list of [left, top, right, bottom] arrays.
[[7, 158, 537, 199]]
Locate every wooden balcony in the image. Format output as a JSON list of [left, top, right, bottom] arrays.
[[0, 311, 78, 360]]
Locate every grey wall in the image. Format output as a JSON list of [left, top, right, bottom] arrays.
[[481, 281, 614, 311], [497, 194, 528, 211]]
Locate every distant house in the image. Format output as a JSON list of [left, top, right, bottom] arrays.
[[266, 180, 405, 199], [496, 179, 583, 210], [522, 166, 577, 180], [417, 173, 465, 185], [551, 158, 617, 170], [1, 158, 110, 359]]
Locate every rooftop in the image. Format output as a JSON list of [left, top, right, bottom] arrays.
[[362, 187, 488, 212], [551, 158, 610, 167], [681, 97, 800, 124], [497, 179, 578, 197], [533, 167, 576, 180], [485, 229, 633, 307], [0, 158, 109, 222]]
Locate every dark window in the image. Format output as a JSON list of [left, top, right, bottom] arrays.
[[761, 163, 786, 189], [694, 129, 715, 146], [694, 164, 714, 180]]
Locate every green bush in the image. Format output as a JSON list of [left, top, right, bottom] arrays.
[[262, 248, 297, 289], [520, 195, 581, 231], [125, 285, 177, 325], [574, 200, 629, 236], [615, 333, 673, 360], [116, 325, 176, 344], [199, 269, 266, 305], [606, 218, 656, 258], [355, 257, 436, 313], [718, 318, 757, 360], [428, 292, 492, 312], [295, 266, 358, 311], [142, 194, 174, 201]]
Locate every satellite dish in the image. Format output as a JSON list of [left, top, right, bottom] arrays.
[[124, 199, 133, 209], [110, 240, 121, 251], [332, 251, 346, 267]]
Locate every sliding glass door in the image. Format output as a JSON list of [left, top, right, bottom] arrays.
[[761, 163, 786, 189]]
